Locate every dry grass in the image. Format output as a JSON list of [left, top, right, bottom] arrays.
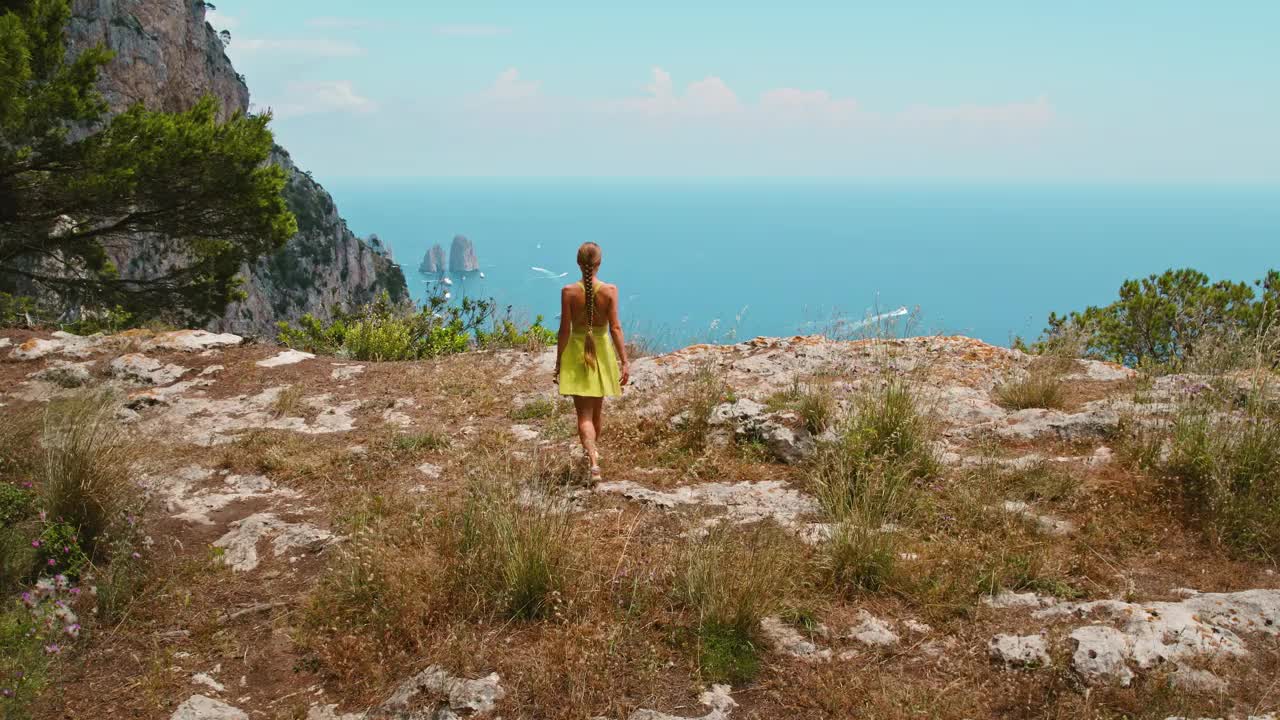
[[270, 384, 306, 418], [676, 522, 800, 683], [665, 363, 734, 451], [441, 460, 577, 620], [1161, 395, 1280, 559], [766, 380, 837, 434], [39, 391, 137, 559], [993, 370, 1067, 410]]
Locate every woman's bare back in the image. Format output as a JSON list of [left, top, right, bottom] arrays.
[[562, 279, 616, 329]]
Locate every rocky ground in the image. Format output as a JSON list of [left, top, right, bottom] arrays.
[[2, 329, 1278, 719]]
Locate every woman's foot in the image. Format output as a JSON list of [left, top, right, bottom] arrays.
[[589, 464, 603, 485]]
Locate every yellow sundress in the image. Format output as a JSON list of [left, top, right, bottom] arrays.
[[558, 283, 622, 398]]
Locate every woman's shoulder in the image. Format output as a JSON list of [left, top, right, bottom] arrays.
[[596, 280, 619, 296]]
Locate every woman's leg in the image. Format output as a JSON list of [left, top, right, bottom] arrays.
[[572, 395, 598, 468], [591, 397, 604, 442]]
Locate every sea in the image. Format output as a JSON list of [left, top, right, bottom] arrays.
[[324, 180, 1280, 350]]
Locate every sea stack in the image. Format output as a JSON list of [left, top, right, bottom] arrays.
[[420, 244, 446, 274], [449, 235, 480, 273]]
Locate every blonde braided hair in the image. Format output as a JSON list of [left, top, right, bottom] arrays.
[[577, 242, 602, 370]]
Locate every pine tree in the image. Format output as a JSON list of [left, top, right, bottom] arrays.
[[0, 0, 296, 325]]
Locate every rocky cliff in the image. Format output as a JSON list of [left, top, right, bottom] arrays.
[[64, 0, 408, 336], [449, 234, 480, 273], [421, 243, 446, 275]]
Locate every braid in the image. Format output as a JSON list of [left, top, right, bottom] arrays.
[[581, 265, 598, 370]]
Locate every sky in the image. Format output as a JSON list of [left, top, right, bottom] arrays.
[[205, 1, 1280, 181]]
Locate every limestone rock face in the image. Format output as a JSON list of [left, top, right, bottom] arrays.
[[62, 1, 408, 338], [215, 147, 409, 337], [449, 235, 480, 273], [67, 0, 248, 121]]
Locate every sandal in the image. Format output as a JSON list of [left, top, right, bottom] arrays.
[[589, 465, 603, 484]]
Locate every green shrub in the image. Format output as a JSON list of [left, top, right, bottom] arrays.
[[0, 293, 37, 328], [391, 431, 450, 453], [823, 519, 897, 593], [480, 311, 556, 350], [695, 621, 760, 685], [33, 521, 88, 580], [279, 290, 554, 362], [0, 600, 51, 720], [1034, 268, 1279, 369], [0, 485, 35, 528]]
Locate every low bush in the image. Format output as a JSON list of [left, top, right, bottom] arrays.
[[512, 397, 557, 421], [1030, 267, 1279, 370], [278, 290, 555, 361], [391, 430, 450, 453]]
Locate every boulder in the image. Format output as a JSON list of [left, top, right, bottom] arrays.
[[213, 514, 335, 572], [989, 634, 1051, 668], [111, 353, 189, 385], [170, 695, 247, 720], [708, 398, 813, 464], [142, 330, 243, 353], [382, 665, 504, 716], [256, 349, 315, 368], [31, 360, 94, 387]]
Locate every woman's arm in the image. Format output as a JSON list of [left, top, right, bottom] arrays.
[[607, 286, 630, 385], [554, 286, 571, 381]]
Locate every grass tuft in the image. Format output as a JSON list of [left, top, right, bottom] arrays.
[[1162, 398, 1280, 559], [391, 430, 450, 453], [676, 523, 795, 683], [38, 391, 136, 560], [993, 369, 1067, 410], [441, 465, 576, 620], [766, 381, 836, 435]]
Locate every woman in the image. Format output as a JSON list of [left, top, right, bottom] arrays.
[[555, 242, 630, 482]]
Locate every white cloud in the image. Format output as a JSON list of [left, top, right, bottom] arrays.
[[205, 9, 237, 32], [759, 88, 860, 126], [433, 24, 511, 37], [601, 69, 1052, 133], [612, 67, 741, 117], [486, 68, 540, 101], [270, 81, 377, 120], [235, 37, 366, 58]]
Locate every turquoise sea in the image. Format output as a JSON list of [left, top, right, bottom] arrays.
[[325, 180, 1280, 349]]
